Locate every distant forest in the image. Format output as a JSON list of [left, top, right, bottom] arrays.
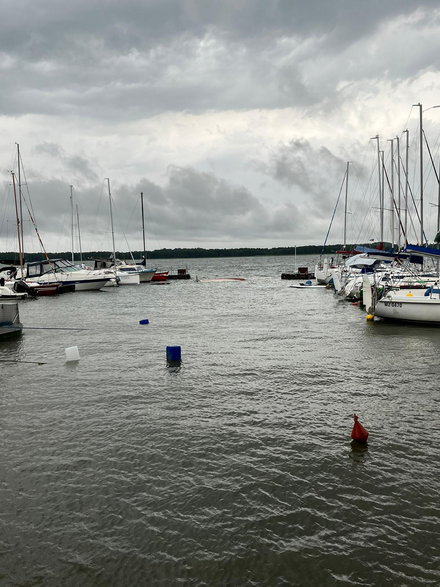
[[0, 243, 384, 264]]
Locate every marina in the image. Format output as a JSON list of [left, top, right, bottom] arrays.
[[2, 1, 440, 584], [1, 254, 438, 586]]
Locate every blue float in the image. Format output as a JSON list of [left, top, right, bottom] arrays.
[[139, 319, 149, 324], [166, 345, 182, 362]]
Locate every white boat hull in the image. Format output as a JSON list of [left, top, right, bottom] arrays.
[[26, 275, 110, 291], [375, 291, 440, 323], [117, 272, 140, 285], [138, 269, 156, 282]]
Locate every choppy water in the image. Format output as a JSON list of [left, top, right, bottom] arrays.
[[1, 255, 439, 586]]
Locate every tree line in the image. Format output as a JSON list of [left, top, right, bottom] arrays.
[[0, 243, 385, 264]]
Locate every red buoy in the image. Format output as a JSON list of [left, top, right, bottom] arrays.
[[351, 413, 369, 443]]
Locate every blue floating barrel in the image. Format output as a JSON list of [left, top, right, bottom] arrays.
[[139, 319, 149, 324], [166, 345, 181, 362]]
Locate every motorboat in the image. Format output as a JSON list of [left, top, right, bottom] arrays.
[[21, 259, 111, 291], [91, 259, 155, 285]]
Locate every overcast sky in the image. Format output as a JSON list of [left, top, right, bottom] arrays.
[[1, 0, 440, 253]]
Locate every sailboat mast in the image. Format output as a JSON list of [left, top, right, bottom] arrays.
[[389, 138, 395, 249], [70, 185, 74, 263], [380, 150, 385, 244], [106, 178, 116, 266], [76, 204, 83, 263], [16, 143, 24, 259], [343, 161, 349, 249], [11, 171, 24, 275], [396, 136, 401, 249], [404, 129, 409, 245], [141, 191, 146, 261], [371, 135, 383, 244], [415, 102, 424, 244]]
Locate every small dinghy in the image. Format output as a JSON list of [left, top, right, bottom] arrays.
[[289, 280, 326, 289]]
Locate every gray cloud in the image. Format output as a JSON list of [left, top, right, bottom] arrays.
[[1, 1, 439, 119], [1, 1, 440, 251]]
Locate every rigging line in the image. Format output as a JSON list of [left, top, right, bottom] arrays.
[[122, 233, 136, 264], [21, 194, 52, 263], [423, 129, 439, 184], [17, 150, 38, 228], [382, 163, 425, 245], [320, 167, 347, 254]]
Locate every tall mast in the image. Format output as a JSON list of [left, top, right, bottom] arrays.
[[343, 161, 349, 249], [404, 129, 409, 244], [380, 150, 385, 246], [106, 178, 116, 267], [371, 135, 383, 244], [76, 204, 83, 263], [11, 171, 24, 276], [141, 191, 146, 261], [70, 185, 74, 263], [396, 136, 401, 249], [414, 102, 424, 243], [389, 138, 395, 249], [16, 143, 24, 258]]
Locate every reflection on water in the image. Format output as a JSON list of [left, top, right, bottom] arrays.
[[349, 439, 369, 462]]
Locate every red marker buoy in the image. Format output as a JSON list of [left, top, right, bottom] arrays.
[[351, 413, 369, 443]]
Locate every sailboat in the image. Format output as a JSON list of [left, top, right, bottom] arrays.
[[370, 245, 440, 323], [99, 182, 156, 285], [7, 148, 110, 293], [315, 162, 357, 285]]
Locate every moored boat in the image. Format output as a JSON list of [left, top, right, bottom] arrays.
[[281, 266, 315, 280], [151, 271, 169, 282], [22, 259, 111, 291], [373, 288, 440, 324], [0, 301, 22, 338], [167, 268, 191, 280]]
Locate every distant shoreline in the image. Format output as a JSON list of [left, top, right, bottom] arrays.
[[0, 243, 381, 264]]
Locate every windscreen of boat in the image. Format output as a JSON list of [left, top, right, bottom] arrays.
[[55, 260, 81, 272]]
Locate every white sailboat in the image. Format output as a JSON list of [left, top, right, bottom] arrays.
[[104, 178, 139, 285], [373, 287, 440, 323], [367, 246, 440, 323]]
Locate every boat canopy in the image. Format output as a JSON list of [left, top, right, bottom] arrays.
[[356, 246, 423, 264], [404, 244, 440, 258], [345, 254, 381, 269]]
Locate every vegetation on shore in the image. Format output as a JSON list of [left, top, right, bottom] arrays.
[[0, 243, 385, 264]]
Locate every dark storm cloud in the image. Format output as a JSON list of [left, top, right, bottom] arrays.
[[34, 143, 99, 182], [1, 1, 440, 250], [1, 0, 439, 118], [259, 139, 350, 214], [117, 166, 268, 242], [1, 166, 307, 249]]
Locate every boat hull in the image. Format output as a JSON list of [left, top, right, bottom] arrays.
[[0, 301, 22, 338], [117, 273, 140, 285], [138, 270, 156, 283], [374, 293, 440, 324]]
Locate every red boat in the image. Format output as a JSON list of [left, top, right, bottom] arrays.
[[151, 271, 169, 282]]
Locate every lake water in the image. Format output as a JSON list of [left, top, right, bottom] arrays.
[[1, 255, 439, 586]]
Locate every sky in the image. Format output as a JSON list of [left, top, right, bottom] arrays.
[[2, 0, 440, 253]]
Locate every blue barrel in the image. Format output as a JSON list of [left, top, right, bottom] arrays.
[[139, 319, 149, 324], [166, 346, 182, 362]]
